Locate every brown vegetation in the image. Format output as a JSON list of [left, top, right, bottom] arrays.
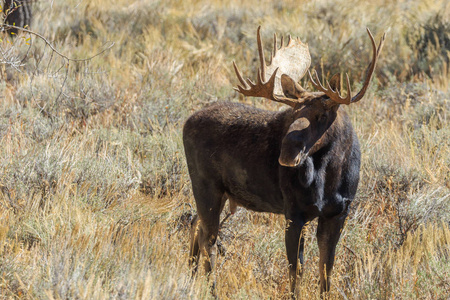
[[0, 0, 449, 298]]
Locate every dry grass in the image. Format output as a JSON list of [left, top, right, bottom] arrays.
[[0, 0, 449, 299]]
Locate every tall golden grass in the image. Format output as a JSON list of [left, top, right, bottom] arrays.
[[0, 0, 449, 298]]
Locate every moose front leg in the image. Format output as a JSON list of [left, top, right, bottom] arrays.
[[285, 215, 306, 297], [316, 211, 347, 294]]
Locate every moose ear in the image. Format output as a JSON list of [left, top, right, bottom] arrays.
[[281, 74, 307, 99], [328, 73, 341, 93]]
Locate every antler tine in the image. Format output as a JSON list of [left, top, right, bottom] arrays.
[[233, 61, 249, 90], [350, 28, 386, 103], [344, 73, 352, 103], [308, 69, 325, 91], [327, 73, 352, 104], [308, 69, 352, 105], [308, 28, 385, 105], [256, 26, 267, 83], [232, 27, 282, 102], [233, 65, 278, 100], [273, 33, 277, 58]]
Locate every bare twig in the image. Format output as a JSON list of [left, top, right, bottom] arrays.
[[1, 24, 115, 62]]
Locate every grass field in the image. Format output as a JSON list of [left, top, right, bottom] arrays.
[[1, 0, 449, 299]]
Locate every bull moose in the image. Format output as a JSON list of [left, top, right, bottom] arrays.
[[183, 26, 385, 296]]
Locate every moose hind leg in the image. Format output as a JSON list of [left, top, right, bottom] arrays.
[[189, 214, 201, 276], [190, 180, 224, 275], [197, 219, 220, 274], [316, 212, 347, 294]]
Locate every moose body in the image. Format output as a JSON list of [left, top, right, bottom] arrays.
[[183, 27, 385, 296], [184, 101, 359, 291], [184, 102, 359, 217]]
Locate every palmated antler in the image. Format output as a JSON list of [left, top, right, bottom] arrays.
[[233, 26, 311, 106], [308, 28, 386, 105]]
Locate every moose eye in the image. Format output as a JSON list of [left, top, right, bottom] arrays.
[[317, 114, 327, 121]]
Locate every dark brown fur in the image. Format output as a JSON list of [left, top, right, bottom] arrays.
[[183, 95, 360, 296]]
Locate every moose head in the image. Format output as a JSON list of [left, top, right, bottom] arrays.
[[233, 26, 385, 167]]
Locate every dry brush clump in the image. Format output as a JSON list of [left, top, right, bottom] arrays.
[[0, 0, 449, 298]]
